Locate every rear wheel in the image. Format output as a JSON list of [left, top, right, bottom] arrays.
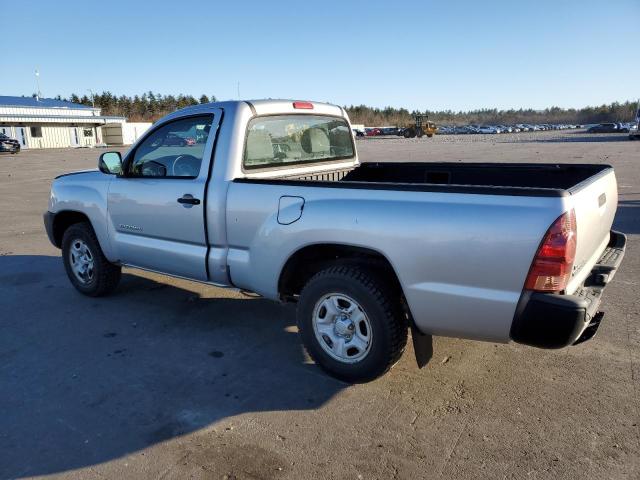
[[62, 222, 121, 296], [297, 266, 408, 382], [416, 128, 424, 138], [403, 128, 413, 138]]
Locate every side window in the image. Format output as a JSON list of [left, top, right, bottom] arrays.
[[129, 115, 213, 178]]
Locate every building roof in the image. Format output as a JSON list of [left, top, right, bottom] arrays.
[[0, 113, 124, 124], [0, 96, 95, 110]]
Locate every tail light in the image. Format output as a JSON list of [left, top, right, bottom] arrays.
[[524, 209, 577, 292]]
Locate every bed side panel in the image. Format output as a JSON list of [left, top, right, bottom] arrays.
[[225, 182, 563, 342]]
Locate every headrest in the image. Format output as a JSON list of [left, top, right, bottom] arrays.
[[301, 128, 330, 154]]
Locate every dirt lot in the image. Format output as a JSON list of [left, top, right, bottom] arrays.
[[1, 130, 638, 480]]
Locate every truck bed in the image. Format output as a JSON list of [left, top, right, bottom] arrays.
[[254, 162, 612, 197], [235, 160, 618, 304], [344, 162, 610, 191]]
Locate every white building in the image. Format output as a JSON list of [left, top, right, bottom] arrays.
[[101, 122, 153, 146], [0, 96, 150, 149]]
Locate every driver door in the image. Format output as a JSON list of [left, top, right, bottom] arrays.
[[107, 113, 220, 281]]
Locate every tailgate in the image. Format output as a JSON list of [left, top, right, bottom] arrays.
[[565, 167, 618, 293]]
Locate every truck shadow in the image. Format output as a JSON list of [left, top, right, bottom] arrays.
[[614, 200, 640, 235], [0, 255, 346, 479]]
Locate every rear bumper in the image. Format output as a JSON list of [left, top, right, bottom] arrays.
[[510, 230, 626, 349]]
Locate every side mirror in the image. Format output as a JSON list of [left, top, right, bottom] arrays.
[[98, 151, 122, 175]]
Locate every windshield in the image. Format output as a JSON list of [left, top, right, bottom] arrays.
[[244, 115, 354, 169], [0, 133, 8, 139]]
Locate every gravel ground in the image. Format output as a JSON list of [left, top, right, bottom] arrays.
[[0, 130, 638, 479]]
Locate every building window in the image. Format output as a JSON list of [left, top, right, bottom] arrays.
[[83, 128, 93, 137], [30, 126, 43, 137]]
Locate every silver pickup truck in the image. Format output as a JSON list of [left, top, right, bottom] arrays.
[[44, 100, 627, 382]]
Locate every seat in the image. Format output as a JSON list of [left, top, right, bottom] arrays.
[[246, 130, 274, 165], [301, 128, 330, 156]]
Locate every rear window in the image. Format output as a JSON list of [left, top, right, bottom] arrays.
[[243, 115, 354, 169]]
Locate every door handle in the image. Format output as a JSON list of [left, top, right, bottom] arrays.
[[177, 194, 200, 206]]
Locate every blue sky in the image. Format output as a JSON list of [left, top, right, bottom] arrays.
[[1, 0, 638, 111]]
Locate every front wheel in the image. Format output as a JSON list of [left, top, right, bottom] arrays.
[[62, 222, 121, 296], [297, 266, 408, 382]]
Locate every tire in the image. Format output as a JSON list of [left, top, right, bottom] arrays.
[[416, 128, 424, 138], [297, 266, 408, 382], [62, 222, 121, 297], [403, 128, 413, 138], [427, 133, 433, 138]]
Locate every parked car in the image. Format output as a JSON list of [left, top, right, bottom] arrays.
[[0, 132, 20, 154], [44, 99, 626, 382], [587, 123, 620, 133], [352, 129, 365, 137], [365, 128, 382, 136], [157, 133, 188, 146], [629, 123, 639, 140], [477, 126, 499, 134], [436, 126, 454, 134]]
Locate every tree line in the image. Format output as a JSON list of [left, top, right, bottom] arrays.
[[345, 101, 639, 127], [55, 92, 217, 122], [56, 92, 638, 126]]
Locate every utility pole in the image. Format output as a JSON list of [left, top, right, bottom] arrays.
[[34, 68, 42, 101], [87, 89, 95, 108]]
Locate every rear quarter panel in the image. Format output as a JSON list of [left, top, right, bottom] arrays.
[[225, 182, 566, 342]]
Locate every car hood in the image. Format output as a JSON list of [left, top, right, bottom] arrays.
[[54, 169, 101, 180]]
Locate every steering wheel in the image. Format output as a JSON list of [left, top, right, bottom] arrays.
[[172, 154, 200, 177]]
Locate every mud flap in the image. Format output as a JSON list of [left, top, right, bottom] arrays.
[[410, 322, 433, 368]]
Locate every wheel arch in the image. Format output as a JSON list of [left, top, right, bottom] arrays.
[[51, 210, 92, 248], [278, 243, 405, 303]]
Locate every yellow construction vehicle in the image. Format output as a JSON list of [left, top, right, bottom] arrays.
[[401, 114, 437, 138]]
